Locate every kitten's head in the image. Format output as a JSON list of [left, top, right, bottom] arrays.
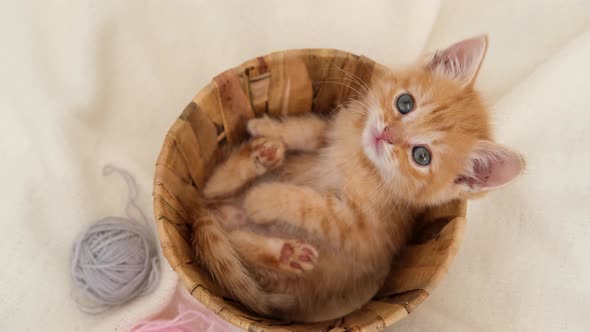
[[360, 35, 525, 205]]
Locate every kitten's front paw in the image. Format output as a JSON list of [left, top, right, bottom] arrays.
[[247, 116, 279, 137], [250, 137, 285, 173], [278, 240, 318, 274]]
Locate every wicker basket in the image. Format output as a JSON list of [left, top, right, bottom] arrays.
[[153, 49, 467, 331]]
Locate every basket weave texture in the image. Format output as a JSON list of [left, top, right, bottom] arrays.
[[153, 49, 467, 331]]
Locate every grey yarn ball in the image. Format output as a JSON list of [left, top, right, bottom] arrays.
[[70, 165, 160, 314]]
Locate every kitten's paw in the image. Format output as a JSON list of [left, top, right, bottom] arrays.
[[250, 137, 285, 173], [247, 116, 279, 137], [278, 240, 318, 274]]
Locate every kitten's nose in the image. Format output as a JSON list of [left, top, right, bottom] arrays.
[[381, 126, 403, 145]]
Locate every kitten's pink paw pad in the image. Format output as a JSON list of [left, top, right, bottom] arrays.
[[279, 240, 318, 274], [251, 138, 285, 171], [247, 117, 278, 137]]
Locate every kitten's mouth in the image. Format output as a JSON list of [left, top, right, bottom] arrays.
[[372, 134, 384, 155], [362, 117, 390, 165], [370, 124, 388, 156]]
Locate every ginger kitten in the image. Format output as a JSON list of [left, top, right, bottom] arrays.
[[192, 35, 525, 322]]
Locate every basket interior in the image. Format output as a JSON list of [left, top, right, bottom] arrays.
[[153, 49, 467, 331]]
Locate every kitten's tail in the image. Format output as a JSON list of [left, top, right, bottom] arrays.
[[191, 213, 290, 315]]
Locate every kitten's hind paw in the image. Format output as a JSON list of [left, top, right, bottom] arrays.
[[251, 137, 285, 173], [279, 240, 318, 274]]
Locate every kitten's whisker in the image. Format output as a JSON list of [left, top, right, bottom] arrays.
[[324, 76, 371, 97], [315, 81, 373, 107], [344, 104, 369, 117], [315, 80, 371, 106], [345, 96, 370, 108], [346, 104, 369, 115], [324, 61, 376, 98], [325, 64, 380, 110], [326, 62, 374, 97], [334, 65, 373, 102]]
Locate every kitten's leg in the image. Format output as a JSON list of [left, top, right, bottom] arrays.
[[247, 114, 327, 151], [243, 183, 366, 245], [211, 204, 319, 274], [227, 230, 319, 274], [203, 137, 285, 198]]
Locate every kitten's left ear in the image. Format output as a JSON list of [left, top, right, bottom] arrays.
[[455, 140, 525, 194], [426, 34, 488, 87]]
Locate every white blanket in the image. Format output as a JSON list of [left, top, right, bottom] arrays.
[[2, 1, 589, 331]]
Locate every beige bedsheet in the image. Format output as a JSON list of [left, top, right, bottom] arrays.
[[1, 1, 589, 331]]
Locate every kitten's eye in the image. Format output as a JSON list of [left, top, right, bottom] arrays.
[[412, 146, 431, 166], [396, 93, 415, 114]]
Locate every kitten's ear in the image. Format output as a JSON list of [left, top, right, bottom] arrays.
[[456, 141, 525, 194], [426, 34, 488, 87]]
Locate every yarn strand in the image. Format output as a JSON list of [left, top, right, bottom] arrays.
[[71, 165, 160, 314], [103, 164, 152, 229]]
